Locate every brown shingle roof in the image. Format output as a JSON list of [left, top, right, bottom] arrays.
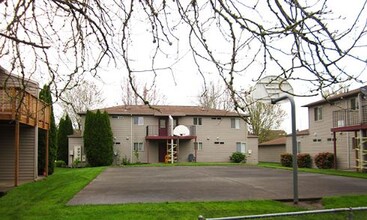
[[302, 86, 366, 107], [82, 105, 246, 117], [259, 137, 286, 146]]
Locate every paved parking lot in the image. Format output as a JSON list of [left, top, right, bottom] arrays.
[[68, 166, 367, 205]]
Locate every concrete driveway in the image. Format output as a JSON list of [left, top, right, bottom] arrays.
[[67, 166, 367, 205]]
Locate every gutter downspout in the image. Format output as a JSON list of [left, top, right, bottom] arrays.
[[130, 114, 133, 162]]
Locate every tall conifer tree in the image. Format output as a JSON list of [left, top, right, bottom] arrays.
[[84, 110, 113, 166], [38, 85, 57, 175], [57, 114, 73, 163]]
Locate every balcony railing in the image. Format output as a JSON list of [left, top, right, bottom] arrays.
[[332, 105, 367, 128], [146, 125, 196, 137], [0, 87, 50, 130]]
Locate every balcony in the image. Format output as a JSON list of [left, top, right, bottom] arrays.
[[146, 125, 197, 140], [0, 88, 50, 130], [332, 105, 367, 131]]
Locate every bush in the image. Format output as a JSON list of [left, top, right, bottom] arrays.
[[55, 160, 66, 167], [122, 155, 131, 165], [230, 152, 246, 163], [297, 153, 312, 168], [315, 152, 335, 169], [280, 153, 293, 167]]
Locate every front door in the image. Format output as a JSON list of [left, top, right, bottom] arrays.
[[159, 118, 168, 136], [158, 142, 167, 162]]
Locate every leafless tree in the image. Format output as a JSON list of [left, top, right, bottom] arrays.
[[197, 81, 233, 110], [121, 76, 166, 106], [247, 98, 287, 143], [59, 80, 105, 130], [1, 1, 366, 112]]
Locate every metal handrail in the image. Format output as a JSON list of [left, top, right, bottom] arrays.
[[199, 207, 367, 220]]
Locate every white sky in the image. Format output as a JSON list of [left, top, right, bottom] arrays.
[[45, 1, 366, 133]]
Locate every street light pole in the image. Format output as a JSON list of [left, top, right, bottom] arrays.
[[271, 95, 299, 204]]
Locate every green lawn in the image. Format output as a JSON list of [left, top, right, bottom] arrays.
[[0, 166, 366, 219]]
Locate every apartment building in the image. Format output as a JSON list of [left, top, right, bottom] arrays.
[[68, 105, 258, 166]]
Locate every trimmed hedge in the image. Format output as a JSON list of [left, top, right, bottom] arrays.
[[280, 153, 292, 167], [297, 153, 312, 168], [230, 152, 246, 163], [315, 152, 334, 169]]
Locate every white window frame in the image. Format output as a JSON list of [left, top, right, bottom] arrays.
[[231, 118, 240, 129], [350, 98, 359, 110], [134, 116, 144, 125], [314, 107, 323, 121], [133, 142, 144, 152], [198, 142, 203, 151], [236, 142, 246, 153]]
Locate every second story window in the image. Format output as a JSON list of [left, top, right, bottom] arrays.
[[193, 117, 202, 125], [231, 118, 240, 129], [314, 107, 323, 121], [134, 116, 144, 125], [350, 98, 359, 110]]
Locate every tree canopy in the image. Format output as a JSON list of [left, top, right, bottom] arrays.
[[1, 1, 366, 110], [247, 101, 287, 143], [59, 80, 105, 130]]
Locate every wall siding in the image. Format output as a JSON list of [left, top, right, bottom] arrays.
[[247, 137, 259, 164], [259, 145, 285, 163], [0, 124, 36, 181]]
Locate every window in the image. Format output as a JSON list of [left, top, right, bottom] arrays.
[[134, 116, 144, 125], [193, 117, 202, 125], [133, 142, 144, 152], [297, 141, 301, 153], [198, 142, 203, 151], [211, 117, 221, 120], [314, 107, 323, 121], [112, 115, 123, 119], [231, 118, 240, 129], [236, 142, 246, 153], [351, 98, 359, 110]]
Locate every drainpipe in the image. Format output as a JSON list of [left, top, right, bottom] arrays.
[[347, 132, 351, 169], [130, 114, 133, 162]]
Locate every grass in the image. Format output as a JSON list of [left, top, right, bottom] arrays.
[[258, 162, 367, 179], [0, 166, 366, 219]]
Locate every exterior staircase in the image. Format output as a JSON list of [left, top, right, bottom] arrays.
[[356, 130, 367, 172], [165, 139, 178, 163]]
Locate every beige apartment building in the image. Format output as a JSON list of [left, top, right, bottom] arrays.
[[285, 87, 367, 170], [68, 105, 258, 166]]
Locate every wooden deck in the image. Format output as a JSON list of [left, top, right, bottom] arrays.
[[0, 88, 50, 130]]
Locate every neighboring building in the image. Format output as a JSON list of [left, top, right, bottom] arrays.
[[0, 66, 50, 187], [68, 105, 258, 166], [259, 130, 309, 163], [285, 87, 367, 170], [258, 136, 286, 163]]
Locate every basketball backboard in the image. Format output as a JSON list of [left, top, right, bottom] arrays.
[[251, 76, 294, 102]]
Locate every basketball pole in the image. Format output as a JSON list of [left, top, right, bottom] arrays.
[[271, 95, 299, 204]]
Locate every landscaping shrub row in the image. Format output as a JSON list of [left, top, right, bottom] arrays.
[[280, 152, 334, 169]]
